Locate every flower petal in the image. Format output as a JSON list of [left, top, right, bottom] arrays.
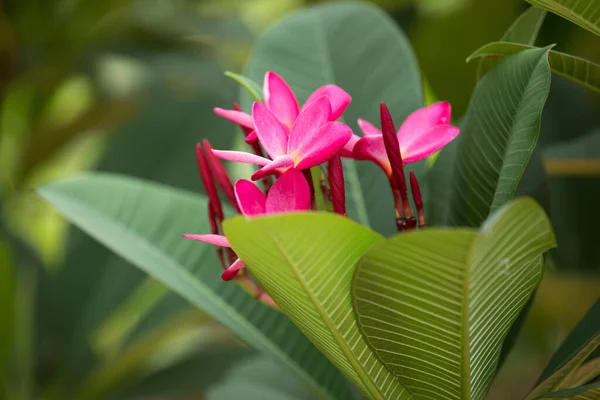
[[352, 135, 391, 175], [245, 130, 258, 144], [265, 170, 310, 213], [303, 85, 351, 120], [287, 96, 333, 160], [183, 233, 230, 247], [252, 102, 289, 159], [234, 179, 267, 217], [294, 122, 353, 170], [251, 155, 294, 181], [211, 149, 270, 166], [221, 258, 245, 281], [214, 108, 253, 129], [357, 118, 382, 136], [401, 125, 460, 163], [263, 71, 299, 129], [340, 134, 361, 157], [397, 101, 452, 144]]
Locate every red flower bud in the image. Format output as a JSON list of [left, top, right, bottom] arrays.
[[328, 154, 346, 215]]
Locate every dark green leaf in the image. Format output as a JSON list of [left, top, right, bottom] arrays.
[[447, 47, 552, 227]]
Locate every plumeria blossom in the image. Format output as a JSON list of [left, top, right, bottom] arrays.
[[342, 101, 460, 175], [214, 71, 351, 143], [212, 97, 353, 180], [183, 170, 310, 281]]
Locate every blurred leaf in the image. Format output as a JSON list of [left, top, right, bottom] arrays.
[[241, 1, 424, 237], [527, 300, 600, 398], [17, 98, 137, 183], [543, 130, 600, 176], [0, 239, 13, 391], [206, 354, 317, 400], [224, 213, 409, 399], [476, 7, 547, 79], [445, 47, 552, 227], [353, 198, 556, 400], [116, 345, 258, 400], [525, 0, 600, 37], [38, 173, 353, 400], [225, 71, 262, 102], [426, 136, 458, 225], [470, 42, 600, 94]]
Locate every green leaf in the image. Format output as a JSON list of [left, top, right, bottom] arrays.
[[525, 0, 600, 37], [352, 198, 556, 400], [223, 213, 410, 400], [426, 138, 458, 226], [241, 2, 424, 236], [527, 300, 600, 399], [446, 47, 552, 227], [469, 42, 600, 94], [38, 173, 353, 400], [224, 71, 262, 104], [476, 7, 547, 79]]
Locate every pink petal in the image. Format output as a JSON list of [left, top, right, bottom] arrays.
[[303, 85, 351, 120], [263, 72, 299, 129], [401, 125, 460, 163], [211, 149, 270, 166], [251, 155, 294, 181], [352, 135, 391, 175], [221, 258, 245, 281], [214, 108, 253, 129], [357, 118, 382, 136], [294, 122, 353, 170], [340, 134, 361, 157], [287, 96, 332, 160], [397, 101, 452, 144], [265, 170, 310, 214], [245, 130, 258, 143], [183, 234, 231, 247], [234, 179, 267, 217], [252, 102, 289, 159]]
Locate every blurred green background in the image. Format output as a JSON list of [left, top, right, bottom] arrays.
[[1, 0, 599, 399]]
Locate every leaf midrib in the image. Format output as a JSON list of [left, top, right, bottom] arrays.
[[254, 221, 386, 400], [38, 183, 335, 400]]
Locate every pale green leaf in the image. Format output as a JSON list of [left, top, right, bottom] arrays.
[[525, 0, 600, 37], [240, 2, 424, 236], [38, 173, 353, 400], [353, 198, 556, 400], [223, 213, 411, 400], [224, 71, 262, 104], [534, 383, 600, 399], [446, 47, 552, 227], [469, 42, 600, 94]]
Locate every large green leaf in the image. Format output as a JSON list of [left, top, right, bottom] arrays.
[[446, 47, 552, 227], [38, 173, 353, 400], [240, 2, 424, 237], [525, 0, 600, 37], [352, 198, 556, 400], [223, 213, 410, 400], [476, 6, 547, 79], [469, 42, 600, 94], [527, 300, 600, 399]]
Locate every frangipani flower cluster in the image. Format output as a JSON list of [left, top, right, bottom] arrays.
[[184, 71, 460, 302]]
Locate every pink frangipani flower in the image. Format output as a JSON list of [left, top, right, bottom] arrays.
[[214, 71, 351, 142], [183, 170, 310, 281], [342, 101, 460, 175], [212, 97, 353, 181]]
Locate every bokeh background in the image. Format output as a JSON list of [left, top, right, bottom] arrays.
[[1, 0, 599, 399]]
